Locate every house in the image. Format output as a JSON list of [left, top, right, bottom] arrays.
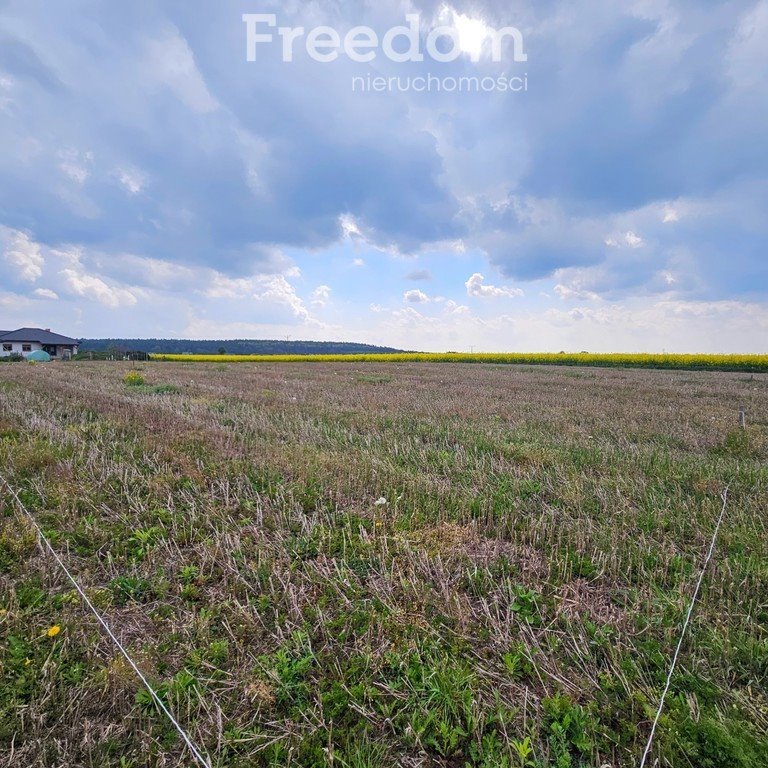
[[0, 327, 79, 359]]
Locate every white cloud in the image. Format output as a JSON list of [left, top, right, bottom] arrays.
[[87, 255, 308, 322], [58, 149, 92, 185], [404, 288, 429, 303], [110, 254, 200, 290], [182, 315, 332, 342], [424, 239, 467, 255], [465, 272, 524, 298], [340, 214, 363, 239], [253, 275, 311, 321], [336, 213, 429, 259], [541, 298, 768, 350], [205, 273, 259, 300], [370, 300, 517, 352], [566, 307, 612, 324], [554, 283, 600, 301], [116, 167, 146, 195], [311, 284, 331, 308], [284, 265, 302, 279], [2, 229, 44, 282], [33, 288, 58, 300], [662, 205, 679, 223], [660, 270, 677, 285], [444, 300, 469, 314], [60, 268, 137, 308], [437, 6, 493, 62], [606, 231, 644, 248]]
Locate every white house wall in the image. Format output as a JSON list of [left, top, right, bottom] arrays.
[[0, 341, 43, 357]]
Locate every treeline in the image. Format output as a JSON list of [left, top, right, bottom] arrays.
[[78, 338, 406, 355]]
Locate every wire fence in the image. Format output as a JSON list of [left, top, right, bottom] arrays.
[[0, 470, 212, 768]]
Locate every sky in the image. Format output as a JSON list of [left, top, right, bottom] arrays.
[[0, 0, 766, 352]]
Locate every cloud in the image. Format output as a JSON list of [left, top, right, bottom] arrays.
[[201, 271, 317, 322], [104, 251, 294, 295], [465, 272, 524, 298], [404, 289, 429, 303], [472, 196, 607, 280], [660, 270, 676, 286], [33, 287, 58, 300], [340, 214, 364, 240], [0, 5, 466, 276], [405, 269, 432, 281], [476, 182, 767, 301], [605, 231, 644, 248], [2, 228, 44, 281], [0, 1, 765, 346], [143, 27, 218, 114], [352, 258, 365, 267], [253, 275, 312, 322], [0, 33, 63, 92], [116, 167, 146, 195], [311, 284, 331, 308], [438, 7, 494, 62], [58, 149, 92, 185], [554, 282, 600, 301], [60, 268, 137, 308], [204, 273, 261, 300], [662, 205, 679, 223]]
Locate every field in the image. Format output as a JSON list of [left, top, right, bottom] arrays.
[[1, 361, 767, 767], [149, 352, 768, 373]]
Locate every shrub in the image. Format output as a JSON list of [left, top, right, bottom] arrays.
[[123, 370, 145, 387]]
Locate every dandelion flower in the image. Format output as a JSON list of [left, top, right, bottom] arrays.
[[46, 625, 61, 638]]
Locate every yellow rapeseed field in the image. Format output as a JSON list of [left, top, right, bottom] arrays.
[[150, 351, 768, 372]]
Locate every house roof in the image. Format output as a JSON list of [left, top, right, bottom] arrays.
[[0, 327, 79, 345]]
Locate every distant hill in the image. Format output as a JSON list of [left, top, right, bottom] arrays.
[[78, 338, 408, 355]]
